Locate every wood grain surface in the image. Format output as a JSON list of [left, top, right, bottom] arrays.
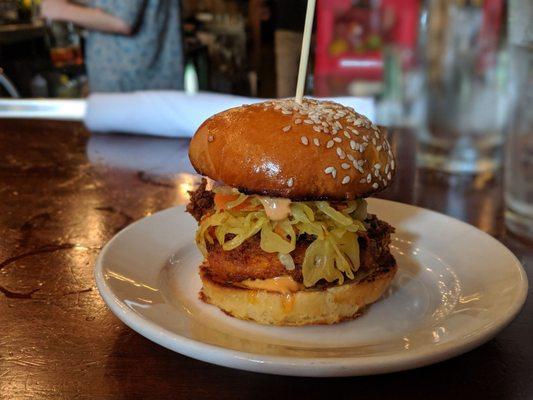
[[0, 119, 531, 400]]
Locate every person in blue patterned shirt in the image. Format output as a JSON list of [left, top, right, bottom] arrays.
[[41, 0, 184, 92]]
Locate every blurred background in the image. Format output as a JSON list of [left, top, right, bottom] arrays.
[[0, 0, 532, 238], [0, 1, 527, 97]]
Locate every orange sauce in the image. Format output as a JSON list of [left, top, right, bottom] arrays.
[[281, 293, 295, 312], [247, 291, 258, 304], [239, 276, 300, 313], [239, 276, 301, 293], [258, 197, 292, 221]]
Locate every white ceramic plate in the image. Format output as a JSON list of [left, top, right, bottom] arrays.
[[94, 199, 528, 377]]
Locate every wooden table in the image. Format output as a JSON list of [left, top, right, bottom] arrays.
[[1, 119, 531, 399]]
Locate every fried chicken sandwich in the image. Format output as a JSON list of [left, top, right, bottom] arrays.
[[187, 98, 397, 326]]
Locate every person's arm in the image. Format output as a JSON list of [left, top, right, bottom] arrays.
[[41, 0, 132, 35]]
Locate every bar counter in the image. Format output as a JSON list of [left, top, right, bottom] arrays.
[[0, 119, 531, 399]]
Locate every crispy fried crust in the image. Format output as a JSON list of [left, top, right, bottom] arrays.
[[205, 234, 308, 283], [187, 181, 396, 286], [186, 179, 214, 221], [204, 216, 394, 285], [200, 260, 397, 326]]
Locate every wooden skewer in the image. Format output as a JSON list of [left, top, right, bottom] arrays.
[[295, 0, 316, 104]]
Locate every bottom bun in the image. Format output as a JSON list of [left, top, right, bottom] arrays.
[[200, 262, 397, 326]]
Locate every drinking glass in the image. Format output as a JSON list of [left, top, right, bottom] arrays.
[[417, 0, 511, 174], [504, 44, 533, 240]]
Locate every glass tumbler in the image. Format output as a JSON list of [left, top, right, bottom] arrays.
[[417, 0, 511, 174], [504, 44, 533, 240]]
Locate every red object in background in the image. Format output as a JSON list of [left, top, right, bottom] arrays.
[[477, 0, 504, 72], [314, 0, 419, 96], [50, 46, 83, 68]]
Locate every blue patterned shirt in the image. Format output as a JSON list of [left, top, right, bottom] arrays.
[[86, 0, 183, 92]]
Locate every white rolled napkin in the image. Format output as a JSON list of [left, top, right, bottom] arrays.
[[84, 91, 375, 137]]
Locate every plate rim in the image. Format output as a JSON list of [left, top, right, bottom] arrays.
[[94, 199, 528, 377]]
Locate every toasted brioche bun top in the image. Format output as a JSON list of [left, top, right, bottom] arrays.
[[189, 98, 395, 200]]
